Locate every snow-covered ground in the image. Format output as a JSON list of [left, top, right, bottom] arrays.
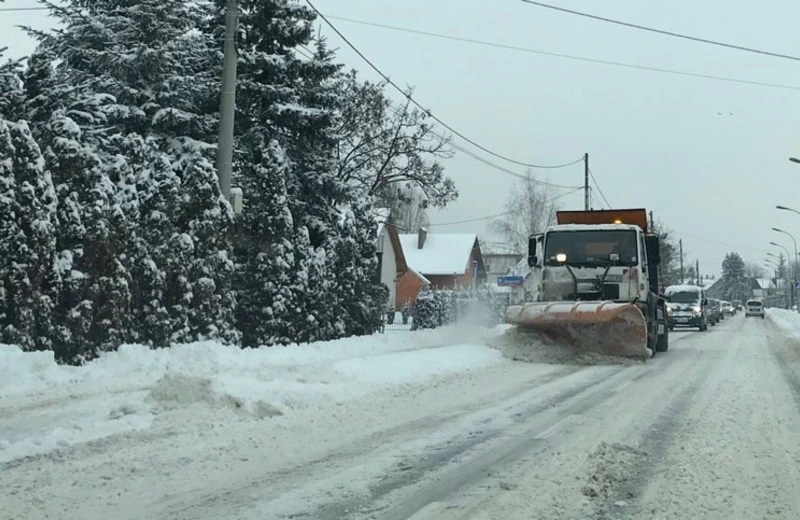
[[0, 325, 508, 465], [767, 307, 800, 338], [4, 314, 800, 520]]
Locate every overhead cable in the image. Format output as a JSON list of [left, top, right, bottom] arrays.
[[327, 15, 800, 92], [519, 0, 800, 63], [305, 0, 586, 169]]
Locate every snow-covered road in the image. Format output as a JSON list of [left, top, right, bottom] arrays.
[[4, 312, 800, 519]]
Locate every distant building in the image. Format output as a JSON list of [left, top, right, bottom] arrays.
[[483, 249, 524, 284], [395, 228, 486, 308]]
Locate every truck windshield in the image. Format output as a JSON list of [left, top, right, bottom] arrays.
[[544, 230, 638, 267], [666, 291, 700, 304]]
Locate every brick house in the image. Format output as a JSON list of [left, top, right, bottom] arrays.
[[395, 228, 486, 309]]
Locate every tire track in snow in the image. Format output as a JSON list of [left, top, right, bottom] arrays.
[[328, 326, 704, 520], [584, 318, 744, 519]]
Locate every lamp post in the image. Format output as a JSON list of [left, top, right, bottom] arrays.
[[771, 238, 796, 309], [790, 157, 800, 164]]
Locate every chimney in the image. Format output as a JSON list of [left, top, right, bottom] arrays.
[[417, 227, 427, 249]]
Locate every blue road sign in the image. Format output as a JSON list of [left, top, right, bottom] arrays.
[[497, 275, 524, 287]]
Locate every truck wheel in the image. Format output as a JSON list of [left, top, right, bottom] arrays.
[[700, 319, 708, 331], [656, 328, 669, 352]]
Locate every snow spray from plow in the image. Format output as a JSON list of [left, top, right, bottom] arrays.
[[504, 301, 650, 360]]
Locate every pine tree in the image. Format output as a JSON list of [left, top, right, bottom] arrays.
[[0, 49, 24, 121], [330, 202, 386, 337], [0, 119, 25, 344], [33, 0, 219, 146], [2, 120, 59, 351], [235, 140, 305, 346], [179, 150, 238, 344]]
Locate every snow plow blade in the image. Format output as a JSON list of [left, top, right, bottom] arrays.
[[504, 301, 650, 359]]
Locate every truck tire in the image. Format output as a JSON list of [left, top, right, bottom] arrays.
[[656, 328, 669, 352], [700, 318, 708, 331]]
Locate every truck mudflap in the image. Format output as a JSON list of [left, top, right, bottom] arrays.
[[504, 301, 650, 359]]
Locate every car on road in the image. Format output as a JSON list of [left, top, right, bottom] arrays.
[[745, 299, 765, 319], [665, 284, 709, 331], [733, 299, 743, 311], [708, 298, 722, 324], [721, 300, 735, 316]]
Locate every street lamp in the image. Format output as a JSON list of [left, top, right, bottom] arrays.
[[771, 237, 797, 309], [777, 205, 800, 220], [790, 157, 800, 164]]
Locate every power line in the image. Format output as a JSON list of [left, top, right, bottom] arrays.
[[519, 0, 800, 63], [672, 231, 772, 253], [383, 99, 584, 189], [327, 15, 800, 92], [306, 0, 584, 169], [429, 187, 583, 227], [450, 141, 582, 189], [588, 167, 611, 209]]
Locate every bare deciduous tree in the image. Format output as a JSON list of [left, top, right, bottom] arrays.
[[383, 182, 430, 232], [744, 261, 766, 280], [335, 71, 458, 211], [490, 170, 561, 254]]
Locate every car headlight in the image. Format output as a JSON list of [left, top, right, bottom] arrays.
[[666, 307, 673, 314], [693, 306, 702, 314]]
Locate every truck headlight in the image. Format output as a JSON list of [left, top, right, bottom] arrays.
[[693, 306, 702, 314]]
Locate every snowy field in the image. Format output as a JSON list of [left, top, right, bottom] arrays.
[[4, 314, 800, 520]]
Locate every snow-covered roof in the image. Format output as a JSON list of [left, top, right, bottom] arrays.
[[398, 233, 478, 275], [408, 267, 430, 284], [756, 278, 775, 290], [549, 223, 641, 232], [664, 284, 703, 295]]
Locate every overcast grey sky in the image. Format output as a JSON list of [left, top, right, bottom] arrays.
[[3, 0, 800, 276]]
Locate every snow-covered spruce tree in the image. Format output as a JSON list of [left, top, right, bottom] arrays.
[[235, 139, 306, 347], [29, 0, 237, 348], [204, 2, 358, 343], [1, 120, 60, 351], [179, 150, 238, 344], [42, 112, 100, 359], [32, 0, 219, 145], [0, 120, 26, 344], [0, 49, 25, 121], [329, 202, 387, 337]]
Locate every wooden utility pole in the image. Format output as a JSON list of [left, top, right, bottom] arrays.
[[583, 153, 590, 211], [679, 239, 684, 283]]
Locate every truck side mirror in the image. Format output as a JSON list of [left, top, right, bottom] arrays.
[[703, 298, 709, 305], [527, 234, 542, 267]]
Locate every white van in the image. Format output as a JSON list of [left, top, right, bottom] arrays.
[[745, 299, 764, 319]]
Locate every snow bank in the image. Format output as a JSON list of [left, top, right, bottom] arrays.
[[0, 325, 507, 463], [767, 308, 800, 338], [767, 308, 800, 339]]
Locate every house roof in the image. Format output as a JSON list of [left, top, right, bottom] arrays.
[[756, 278, 775, 290], [398, 233, 479, 276]]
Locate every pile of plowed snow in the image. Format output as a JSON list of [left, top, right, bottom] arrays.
[[490, 329, 642, 366], [0, 325, 508, 463]]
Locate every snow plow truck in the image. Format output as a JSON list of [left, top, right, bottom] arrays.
[[504, 208, 669, 360]]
